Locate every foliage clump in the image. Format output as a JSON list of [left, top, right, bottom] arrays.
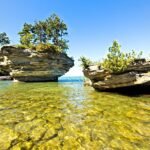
[[35, 43, 62, 53], [79, 41, 143, 73], [101, 41, 143, 73], [0, 32, 10, 46], [79, 56, 92, 69], [18, 14, 68, 53]]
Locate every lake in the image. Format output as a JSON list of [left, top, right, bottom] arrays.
[[0, 77, 150, 150]]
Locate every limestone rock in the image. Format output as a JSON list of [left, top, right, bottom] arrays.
[[83, 60, 150, 91], [0, 46, 74, 82], [0, 76, 12, 80]]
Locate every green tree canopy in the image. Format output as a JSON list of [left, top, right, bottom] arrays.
[[0, 32, 10, 46], [46, 14, 68, 50], [102, 40, 143, 73], [18, 23, 33, 46], [18, 14, 68, 52]]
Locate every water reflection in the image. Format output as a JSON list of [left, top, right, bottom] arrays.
[[0, 81, 149, 149]]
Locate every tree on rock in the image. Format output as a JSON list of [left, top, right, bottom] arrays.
[[18, 14, 68, 52], [45, 14, 68, 50], [33, 21, 47, 44], [18, 23, 33, 46], [0, 32, 10, 46], [102, 41, 143, 73]]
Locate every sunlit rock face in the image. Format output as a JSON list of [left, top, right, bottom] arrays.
[[0, 46, 74, 82], [0, 55, 10, 76], [83, 59, 150, 91]]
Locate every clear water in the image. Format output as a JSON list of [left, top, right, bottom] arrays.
[[0, 78, 149, 150]]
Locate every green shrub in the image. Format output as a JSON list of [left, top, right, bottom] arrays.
[[79, 56, 92, 69], [16, 43, 63, 53], [16, 44, 36, 50], [29, 44, 36, 50], [35, 43, 52, 51], [102, 41, 143, 73], [35, 43, 61, 53], [16, 44, 28, 49]]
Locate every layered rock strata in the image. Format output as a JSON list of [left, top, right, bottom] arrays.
[[0, 46, 74, 82], [83, 59, 150, 91]]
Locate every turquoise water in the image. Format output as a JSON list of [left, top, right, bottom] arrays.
[[59, 76, 84, 82], [0, 77, 150, 150]]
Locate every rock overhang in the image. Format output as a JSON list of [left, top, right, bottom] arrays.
[[0, 45, 74, 82]]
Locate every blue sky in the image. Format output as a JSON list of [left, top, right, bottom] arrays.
[[0, 0, 150, 76]]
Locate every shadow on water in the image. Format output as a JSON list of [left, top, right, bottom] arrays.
[[97, 85, 150, 97]]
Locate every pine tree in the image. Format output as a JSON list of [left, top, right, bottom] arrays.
[[0, 32, 10, 46]]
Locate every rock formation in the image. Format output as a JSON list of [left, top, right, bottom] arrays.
[[0, 46, 74, 82], [83, 59, 150, 91]]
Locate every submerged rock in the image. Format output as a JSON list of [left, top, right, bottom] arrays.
[[83, 59, 150, 91], [0, 76, 12, 80], [0, 46, 74, 82]]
